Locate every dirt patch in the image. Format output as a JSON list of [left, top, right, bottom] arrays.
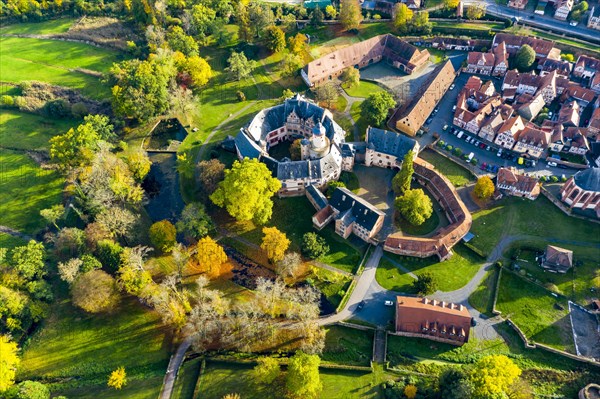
[[18, 81, 110, 116], [58, 16, 141, 51], [360, 62, 436, 102]]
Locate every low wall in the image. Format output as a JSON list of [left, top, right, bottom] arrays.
[[387, 330, 466, 346], [491, 265, 503, 316]]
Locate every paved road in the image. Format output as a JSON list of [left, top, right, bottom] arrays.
[[340, 91, 364, 142], [159, 336, 194, 399]]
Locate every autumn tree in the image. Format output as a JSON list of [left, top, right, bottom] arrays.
[[325, 5, 338, 19], [288, 33, 308, 57], [310, 6, 324, 26], [286, 351, 322, 399], [192, 237, 229, 278], [412, 272, 438, 295], [341, 67, 360, 88], [149, 220, 177, 253], [261, 227, 291, 263], [466, 3, 486, 20], [474, 176, 495, 200], [198, 159, 225, 196], [50, 120, 101, 170], [470, 355, 522, 399], [361, 91, 395, 127], [226, 51, 254, 81], [392, 150, 414, 194], [0, 335, 19, 392], [166, 25, 198, 56], [280, 53, 304, 77], [72, 270, 120, 313], [301, 233, 329, 259], [40, 204, 65, 230], [315, 83, 339, 108], [265, 25, 286, 53], [211, 158, 281, 225], [276, 252, 303, 278], [514, 44, 536, 72], [395, 189, 433, 226], [339, 0, 363, 31], [404, 385, 418, 399], [444, 0, 460, 8], [108, 367, 127, 390], [58, 258, 84, 284], [412, 11, 432, 35], [123, 148, 151, 182], [290, 138, 302, 160], [394, 3, 413, 33], [176, 203, 212, 239], [174, 52, 213, 88], [253, 357, 280, 385]]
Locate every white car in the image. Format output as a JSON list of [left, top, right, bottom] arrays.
[[569, 21, 578, 26], [548, 161, 558, 167], [452, 105, 457, 111], [443, 124, 449, 131], [384, 300, 394, 306], [449, 84, 456, 90]]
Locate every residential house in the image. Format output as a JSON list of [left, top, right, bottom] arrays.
[[514, 92, 546, 121], [573, 55, 600, 79], [431, 37, 488, 51], [364, 127, 420, 169], [538, 58, 572, 78], [478, 105, 514, 142], [465, 52, 495, 75], [394, 296, 472, 345], [591, 73, 600, 94], [557, 100, 581, 127], [502, 70, 557, 105], [541, 245, 573, 273], [554, 0, 573, 20], [492, 33, 560, 60], [560, 167, 600, 218], [588, 6, 600, 30], [494, 115, 526, 149], [496, 167, 541, 199], [588, 107, 600, 138], [512, 125, 551, 158], [508, 0, 528, 9], [563, 127, 591, 155], [561, 85, 598, 108]]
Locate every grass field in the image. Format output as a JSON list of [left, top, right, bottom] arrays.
[[0, 150, 64, 234], [468, 268, 498, 315], [322, 325, 373, 366], [171, 358, 202, 399], [0, 36, 124, 99], [0, 109, 77, 150], [433, 21, 504, 30], [0, 18, 75, 34], [381, 244, 484, 292], [0, 233, 26, 249], [343, 80, 385, 98], [469, 196, 600, 256], [350, 101, 369, 140], [496, 271, 573, 352], [418, 149, 475, 187], [375, 258, 417, 293], [310, 267, 352, 309]]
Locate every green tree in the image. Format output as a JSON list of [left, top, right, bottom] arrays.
[[286, 351, 322, 399], [466, 3, 486, 19], [561, 53, 575, 62], [412, 11, 432, 34], [341, 67, 360, 88], [514, 44, 536, 72], [339, 0, 363, 31], [280, 52, 304, 77], [83, 114, 115, 142], [72, 270, 120, 313], [166, 25, 199, 56], [325, 5, 338, 19], [248, 1, 275, 39], [10, 380, 50, 399], [0, 335, 19, 392], [395, 189, 433, 226], [210, 158, 282, 225], [315, 83, 339, 108], [470, 355, 522, 398], [123, 148, 151, 181], [301, 233, 329, 259], [474, 176, 495, 200], [439, 368, 473, 399], [149, 220, 177, 253], [108, 366, 127, 390], [253, 357, 280, 385], [261, 227, 291, 263], [226, 52, 254, 81], [265, 25, 286, 53], [49, 123, 100, 170], [95, 240, 124, 274], [10, 241, 46, 281], [310, 6, 324, 26], [176, 203, 212, 239], [39, 204, 65, 230], [361, 92, 395, 127], [191, 3, 217, 41], [394, 3, 413, 33], [392, 150, 414, 194], [290, 138, 302, 160], [412, 271, 437, 295], [327, 181, 346, 197]]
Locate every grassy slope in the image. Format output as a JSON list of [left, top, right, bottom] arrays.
[[0, 150, 63, 233], [0, 110, 77, 150], [322, 325, 373, 366], [418, 149, 475, 187], [0, 36, 122, 99], [0, 18, 74, 34], [0, 233, 27, 249], [375, 258, 417, 293], [171, 358, 202, 399]]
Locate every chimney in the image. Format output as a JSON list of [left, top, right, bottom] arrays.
[[459, 304, 464, 311]]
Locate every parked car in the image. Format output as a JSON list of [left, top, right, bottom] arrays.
[[486, 145, 491, 151], [452, 105, 457, 111], [471, 317, 477, 327], [492, 165, 499, 173], [443, 124, 449, 131], [497, 149, 503, 157], [474, 140, 480, 147], [480, 162, 487, 170], [486, 164, 494, 172], [457, 131, 464, 139], [357, 301, 365, 310], [450, 84, 456, 90], [384, 300, 394, 306], [570, 21, 578, 26], [426, 118, 433, 124]]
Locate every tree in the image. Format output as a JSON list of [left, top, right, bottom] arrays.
[[395, 189, 433, 226], [167, 26, 199, 57], [176, 203, 212, 239], [341, 67, 360, 88], [310, 6, 324, 26], [175, 53, 213, 88], [124, 149, 151, 181], [561, 53, 575, 62], [265, 25, 286, 53], [466, 3, 486, 20], [301, 233, 329, 259], [54, 227, 85, 261], [514, 44, 535, 72], [108, 366, 127, 390], [290, 138, 302, 160], [226, 51, 254, 81], [412, 11, 432, 35], [0, 335, 19, 392], [288, 33, 308, 56], [276, 252, 302, 278], [392, 150, 414, 194], [10, 381, 50, 399], [210, 158, 282, 225], [327, 181, 346, 197], [192, 236, 229, 278], [50, 123, 99, 170], [10, 241, 46, 281], [325, 5, 338, 19], [280, 52, 304, 77], [96, 207, 137, 241], [190, 3, 216, 40], [339, 0, 363, 31], [394, 3, 413, 33], [149, 220, 177, 253], [58, 258, 83, 284], [198, 159, 225, 196], [72, 270, 120, 313], [261, 227, 291, 263], [253, 357, 280, 385], [412, 272, 438, 295], [314, 83, 339, 108], [404, 385, 417, 399], [444, 0, 460, 8], [286, 351, 322, 399], [39, 204, 64, 230], [439, 368, 473, 399], [361, 92, 395, 127], [474, 176, 495, 200], [248, 1, 275, 39], [96, 240, 124, 274], [470, 355, 522, 398]]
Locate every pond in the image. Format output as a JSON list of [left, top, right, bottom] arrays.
[[143, 153, 185, 223], [144, 118, 187, 151]]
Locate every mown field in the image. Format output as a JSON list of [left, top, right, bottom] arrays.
[[418, 149, 475, 187], [0, 109, 77, 150], [0, 18, 74, 34]]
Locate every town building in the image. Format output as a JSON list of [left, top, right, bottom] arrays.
[[496, 167, 541, 199], [301, 34, 430, 87], [588, 6, 600, 30], [541, 245, 573, 273], [394, 296, 472, 345], [508, 0, 528, 9], [560, 168, 600, 218], [557, 101, 581, 127], [502, 70, 557, 105], [364, 127, 420, 169], [538, 58, 572, 78], [573, 55, 600, 80], [554, 0, 574, 20], [512, 125, 551, 159], [494, 115, 526, 150], [464, 42, 508, 77], [492, 33, 560, 60]]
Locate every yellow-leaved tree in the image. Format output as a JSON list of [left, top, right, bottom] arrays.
[[261, 227, 290, 264], [108, 366, 127, 390], [470, 355, 522, 398], [192, 237, 230, 279], [0, 335, 19, 392]]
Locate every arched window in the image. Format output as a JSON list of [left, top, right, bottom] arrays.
[[569, 189, 580, 201]]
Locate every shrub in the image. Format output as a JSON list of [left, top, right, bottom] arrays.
[[236, 90, 246, 102], [149, 220, 177, 253], [560, 176, 567, 182], [437, 140, 445, 147], [301, 232, 330, 259], [446, 145, 453, 151], [471, 158, 478, 165], [453, 147, 462, 156], [72, 270, 120, 313], [550, 176, 559, 183], [42, 99, 72, 119], [71, 102, 89, 119], [1, 95, 14, 107]]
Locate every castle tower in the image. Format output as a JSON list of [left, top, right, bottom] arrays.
[[308, 122, 330, 159]]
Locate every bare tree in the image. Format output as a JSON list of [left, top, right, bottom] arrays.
[[276, 252, 302, 278]]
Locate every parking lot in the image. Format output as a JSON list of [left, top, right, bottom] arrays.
[[413, 72, 578, 180]]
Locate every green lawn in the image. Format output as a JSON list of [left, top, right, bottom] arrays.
[[0, 18, 75, 34], [375, 259, 417, 293], [0, 109, 77, 150], [0, 36, 123, 99], [382, 244, 484, 292], [350, 101, 368, 140], [0, 233, 27, 249], [469, 196, 600, 256], [343, 80, 385, 98], [433, 21, 503, 30], [171, 358, 202, 399], [322, 325, 373, 366], [310, 266, 352, 309], [418, 149, 475, 187], [468, 268, 498, 315], [0, 150, 64, 234], [19, 296, 170, 397], [496, 271, 573, 352]]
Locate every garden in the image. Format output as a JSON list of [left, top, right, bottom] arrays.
[[419, 148, 475, 188]]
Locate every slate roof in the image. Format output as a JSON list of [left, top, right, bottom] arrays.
[[306, 185, 328, 210], [234, 133, 263, 159], [366, 127, 418, 160], [573, 168, 600, 192], [329, 187, 385, 231]]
